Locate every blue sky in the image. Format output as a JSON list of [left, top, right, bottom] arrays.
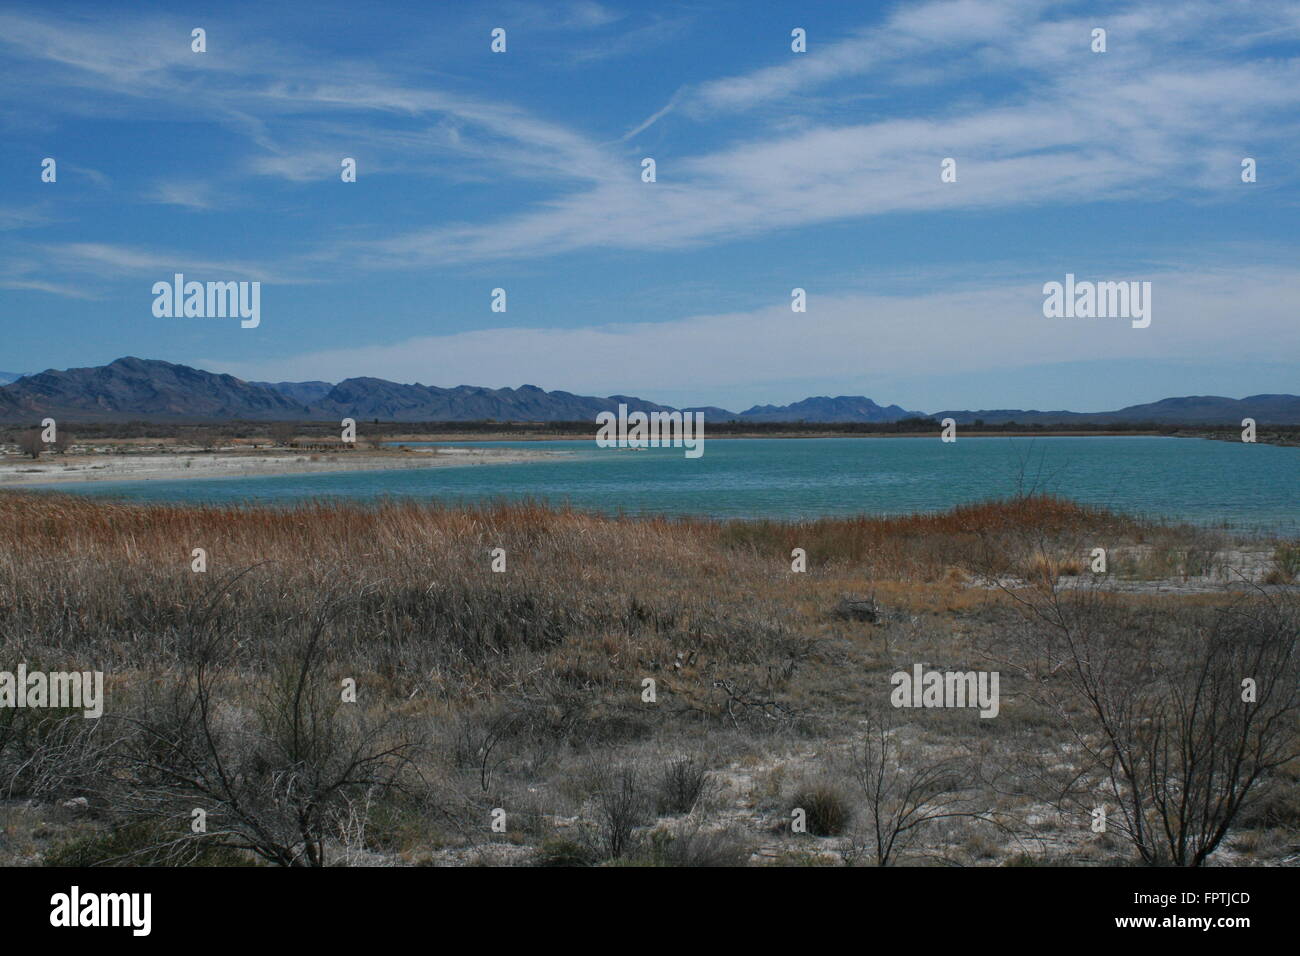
[[1, 0, 1298, 412]]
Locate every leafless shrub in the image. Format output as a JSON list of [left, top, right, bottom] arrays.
[[841, 707, 990, 865], [0, 702, 113, 799], [655, 755, 712, 815], [711, 677, 799, 729], [584, 761, 650, 860], [996, 583, 1300, 866], [17, 429, 42, 459], [107, 577, 422, 866]]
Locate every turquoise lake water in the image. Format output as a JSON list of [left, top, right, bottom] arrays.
[[25, 437, 1299, 532]]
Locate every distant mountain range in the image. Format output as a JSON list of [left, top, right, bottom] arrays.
[[932, 395, 1300, 426], [0, 358, 676, 423], [739, 396, 919, 423], [0, 372, 25, 385], [1, 357, 1297, 425]]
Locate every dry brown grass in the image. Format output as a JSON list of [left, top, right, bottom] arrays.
[[0, 489, 1293, 867]]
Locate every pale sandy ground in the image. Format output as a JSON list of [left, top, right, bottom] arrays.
[[977, 545, 1292, 594], [0, 446, 566, 486]]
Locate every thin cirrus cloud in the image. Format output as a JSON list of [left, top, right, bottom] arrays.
[[318, 2, 1300, 269], [8, 0, 1298, 280], [0, 8, 620, 186], [43, 243, 285, 284], [681, 0, 1263, 116], [329, 61, 1296, 269], [146, 181, 217, 210]]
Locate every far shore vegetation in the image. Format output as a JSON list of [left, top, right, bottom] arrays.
[[3, 419, 1297, 452]]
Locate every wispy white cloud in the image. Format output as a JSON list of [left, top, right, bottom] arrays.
[[316, 54, 1299, 269], [570, 14, 693, 64], [504, 0, 624, 31], [200, 263, 1300, 408], [6, 0, 1300, 305], [43, 242, 288, 283], [0, 277, 99, 299], [61, 163, 111, 188], [0, 206, 50, 231], [556, 1, 623, 30], [620, 86, 685, 141], [0, 8, 622, 189], [0, 255, 100, 299], [146, 181, 216, 210], [307, 0, 1300, 268]]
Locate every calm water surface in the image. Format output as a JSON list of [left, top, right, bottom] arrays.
[[28, 437, 1299, 532]]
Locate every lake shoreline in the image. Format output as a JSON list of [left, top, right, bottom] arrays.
[[384, 429, 1170, 441], [0, 446, 565, 486]]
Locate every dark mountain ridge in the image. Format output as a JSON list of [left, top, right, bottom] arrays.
[[0, 358, 674, 423], [739, 395, 922, 423], [2, 358, 1297, 425], [933, 394, 1300, 426]]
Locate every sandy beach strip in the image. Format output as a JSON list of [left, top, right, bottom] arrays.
[[0, 446, 567, 486]]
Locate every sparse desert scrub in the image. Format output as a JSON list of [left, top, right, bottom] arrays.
[[836, 707, 992, 866], [654, 755, 713, 815], [0, 697, 110, 799], [627, 823, 753, 866], [0, 490, 1294, 866], [43, 818, 251, 867], [99, 606, 424, 867], [580, 760, 651, 861], [1265, 544, 1300, 584], [987, 578, 1300, 866], [786, 778, 854, 837]]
